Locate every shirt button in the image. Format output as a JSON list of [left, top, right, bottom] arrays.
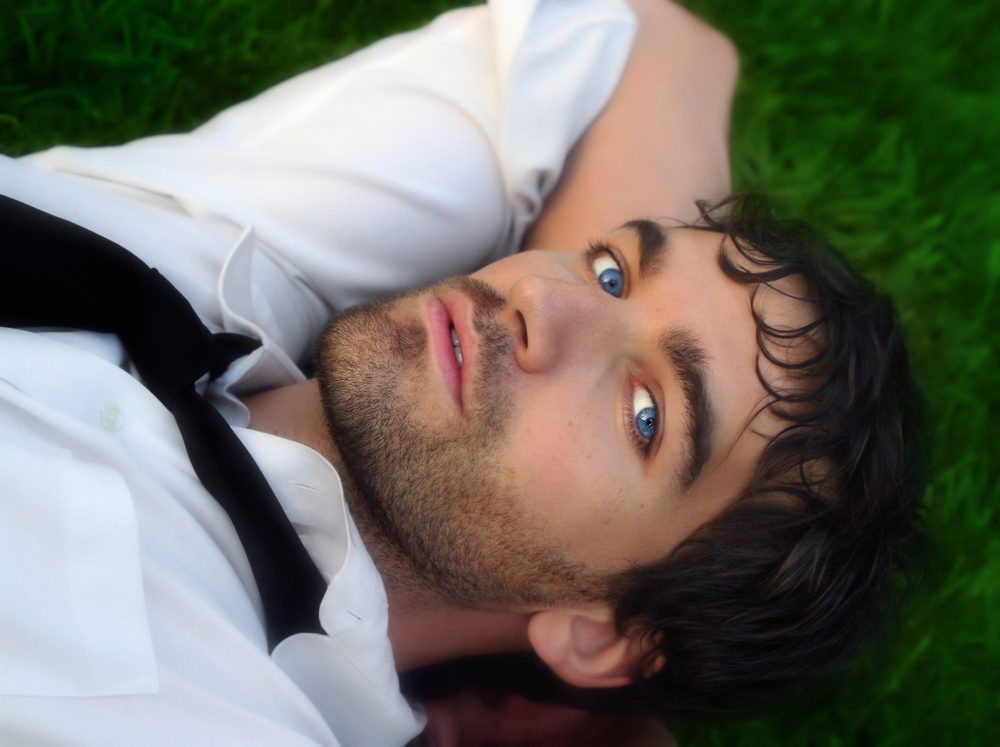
[[99, 405, 125, 433]]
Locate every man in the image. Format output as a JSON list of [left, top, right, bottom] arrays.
[[0, 0, 926, 745]]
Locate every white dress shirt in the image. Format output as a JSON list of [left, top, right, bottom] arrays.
[[0, 1, 637, 744]]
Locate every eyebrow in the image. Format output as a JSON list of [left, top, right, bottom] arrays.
[[621, 219, 668, 278], [620, 220, 716, 489], [660, 328, 715, 490]]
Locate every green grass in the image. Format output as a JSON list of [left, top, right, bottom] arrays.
[[2, 0, 996, 743]]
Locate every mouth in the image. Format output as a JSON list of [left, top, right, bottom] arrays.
[[426, 297, 468, 411], [450, 324, 464, 368]]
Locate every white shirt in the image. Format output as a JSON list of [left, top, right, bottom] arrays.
[[20, 0, 637, 331], [0, 325, 417, 746], [0, 1, 636, 744]]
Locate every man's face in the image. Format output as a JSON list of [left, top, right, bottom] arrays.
[[317, 223, 806, 608]]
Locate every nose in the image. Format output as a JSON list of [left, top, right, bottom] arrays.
[[507, 273, 613, 373]]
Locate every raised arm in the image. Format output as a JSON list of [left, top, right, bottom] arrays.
[[524, 0, 738, 251]]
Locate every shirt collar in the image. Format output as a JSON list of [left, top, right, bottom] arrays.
[[237, 429, 425, 745]]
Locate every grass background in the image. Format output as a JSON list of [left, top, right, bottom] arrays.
[[2, 0, 996, 743]]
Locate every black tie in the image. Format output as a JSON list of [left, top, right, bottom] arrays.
[[0, 194, 326, 650]]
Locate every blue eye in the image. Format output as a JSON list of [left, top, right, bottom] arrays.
[[632, 386, 658, 445], [636, 407, 657, 441], [591, 252, 624, 298]]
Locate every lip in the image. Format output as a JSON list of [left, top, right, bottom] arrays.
[[425, 294, 477, 412]]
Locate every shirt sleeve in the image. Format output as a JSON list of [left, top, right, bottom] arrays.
[[23, 0, 637, 314]]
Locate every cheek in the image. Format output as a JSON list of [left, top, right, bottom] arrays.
[[471, 250, 576, 292], [471, 254, 531, 291], [501, 392, 636, 560]]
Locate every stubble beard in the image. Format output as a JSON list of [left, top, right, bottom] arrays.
[[315, 276, 604, 608]]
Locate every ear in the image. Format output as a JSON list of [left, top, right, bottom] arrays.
[[526, 606, 663, 689]]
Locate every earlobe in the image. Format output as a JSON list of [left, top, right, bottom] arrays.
[[527, 607, 652, 689]]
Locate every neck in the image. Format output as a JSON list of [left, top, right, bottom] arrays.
[[242, 379, 338, 461], [385, 592, 531, 672], [242, 380, 532, 672]]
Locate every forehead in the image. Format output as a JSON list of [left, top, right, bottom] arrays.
[[610, 222, 818, 535], [609, 220, 815, 365]]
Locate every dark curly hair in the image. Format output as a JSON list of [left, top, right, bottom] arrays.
[[401, 193, 930, 716], [609, 193, 931, 714]]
